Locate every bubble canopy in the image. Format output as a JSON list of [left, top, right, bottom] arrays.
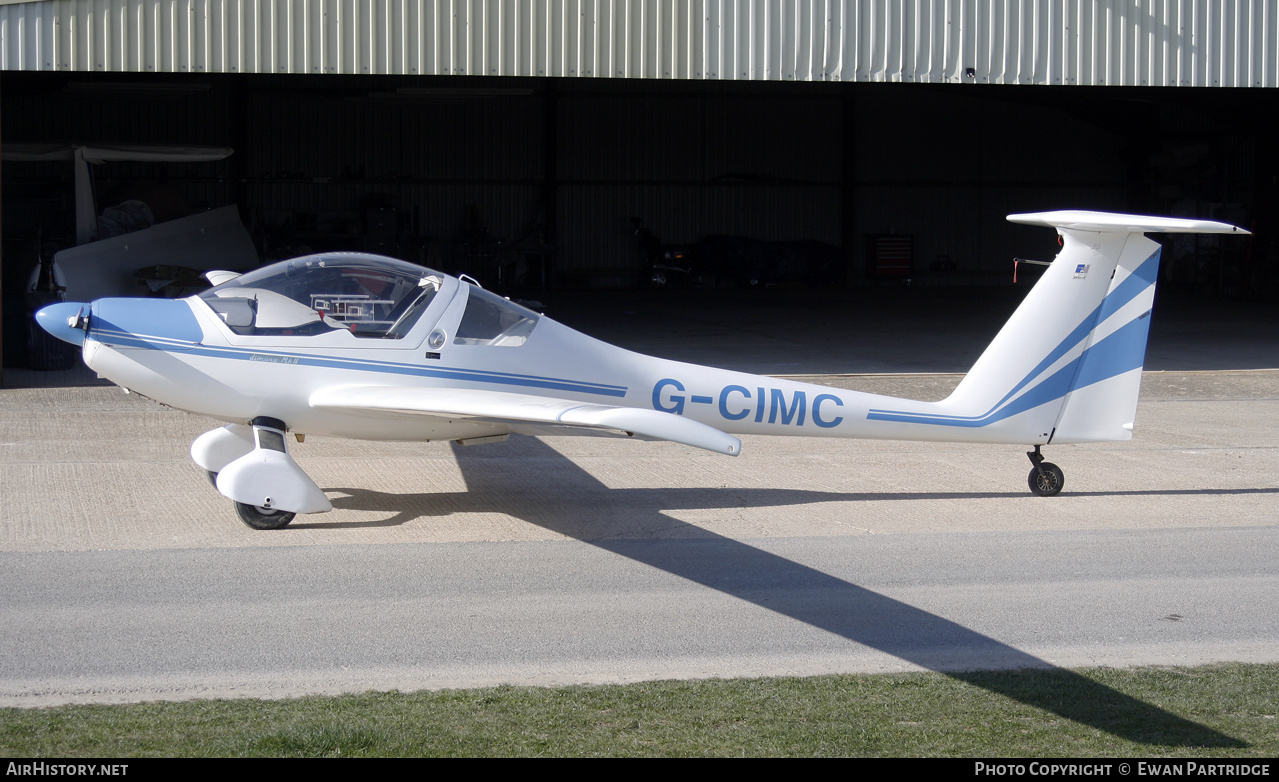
[[200, 254, 446, 339]]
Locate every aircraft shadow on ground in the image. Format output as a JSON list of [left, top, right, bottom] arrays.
[[310, 436, 1242, 747]]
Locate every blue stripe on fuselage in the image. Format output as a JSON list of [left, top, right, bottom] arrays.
[[866, 316, 1151, 427]]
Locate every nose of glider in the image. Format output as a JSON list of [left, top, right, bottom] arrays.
[[34, 301, 90, 347]]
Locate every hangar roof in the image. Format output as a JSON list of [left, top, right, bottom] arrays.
[[0, 0, 1274, 87]]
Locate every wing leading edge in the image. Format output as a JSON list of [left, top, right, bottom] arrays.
[[310, 386, 741, 456]]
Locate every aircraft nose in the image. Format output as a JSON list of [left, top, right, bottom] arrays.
[[34, 301, 90, 347]]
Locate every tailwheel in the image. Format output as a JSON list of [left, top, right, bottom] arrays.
[[1027, 462, 1064, 497], [1026, 445, 1064, 497], [234, 501, 296, 530]]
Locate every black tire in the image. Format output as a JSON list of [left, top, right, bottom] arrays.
[[234, 502, 296, 530], [206, 470, 220, 488], [1027, 462, 1064, 497]]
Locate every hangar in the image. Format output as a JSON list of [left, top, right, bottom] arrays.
[[1, 0, 1273, 378]]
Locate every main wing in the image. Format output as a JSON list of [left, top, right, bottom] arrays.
[[310, 386, 741, 455]]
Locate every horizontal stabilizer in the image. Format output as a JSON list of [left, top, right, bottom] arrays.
[[1007, 210, 1249, 235], [311, 386, 742, 456]]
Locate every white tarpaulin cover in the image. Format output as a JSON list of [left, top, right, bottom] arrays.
[[53, 205, 258, 301]]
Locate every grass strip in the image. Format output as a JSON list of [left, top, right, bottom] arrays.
[[2, 663, 1276, 757]]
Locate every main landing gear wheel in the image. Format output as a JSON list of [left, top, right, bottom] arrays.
[[1027, 462, 1064, 497], [234, 501, 296, 530]]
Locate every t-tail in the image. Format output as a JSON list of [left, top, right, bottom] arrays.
[[930, 211, 1249, 447]]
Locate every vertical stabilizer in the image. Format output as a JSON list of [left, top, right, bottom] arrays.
[[944, 211, 1248, 445], [1049, 232, 1162, 442]]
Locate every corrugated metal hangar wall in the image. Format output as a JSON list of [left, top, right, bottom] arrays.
[[3, 0, 1275, 86], [2, 1, 1273, 369]]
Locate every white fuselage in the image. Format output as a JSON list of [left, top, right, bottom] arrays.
[[81, 280, 1064, 448]]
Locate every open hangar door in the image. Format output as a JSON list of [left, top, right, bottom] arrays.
[[528, 77, 1267, 299], [848, 82, 1268, 300], [3, 71, 1272, 374]]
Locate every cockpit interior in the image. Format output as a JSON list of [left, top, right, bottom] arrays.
[[199, 253, 540, 346]]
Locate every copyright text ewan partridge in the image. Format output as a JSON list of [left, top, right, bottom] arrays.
[[975, 763, 1271, 778]]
